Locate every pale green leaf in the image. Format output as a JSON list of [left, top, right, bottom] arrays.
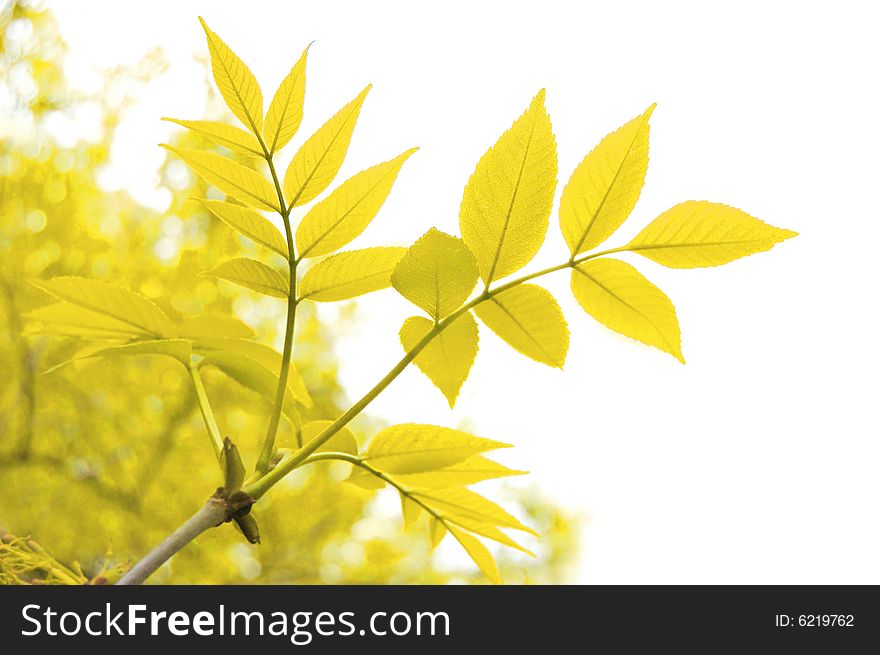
[[263, 45, 308, 154], [560, 105, 654, 255], [572, 258, 683, 362], [299, 247, 406, 302], [460, 89, 557, 284], [300, 420, 358, 455], [204, 258, 289, 298], [193, 337, 311, 406], [162, 146, 280, 212], [446, 524, 501, 584], [391, 228, 478, 320], [283, 85, 371, 208], [393, 455, 525, 489], [628, 201, 798, 268], [199, 17, 263, 134], [295, 148, 416, 257], [399, 313, 478, 408], [473, 283, 568, 367], [176, 314, 255, 340], [29, 277, 176, 339], [201, 200, 287, 257], [364, 424, 510, 474], [162, 119, 262, 157]]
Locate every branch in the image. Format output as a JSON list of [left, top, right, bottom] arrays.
[[116, 498, 227, 585]]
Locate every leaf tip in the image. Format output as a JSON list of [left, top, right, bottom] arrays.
[[644, 102, 657, 120], [533, 88, 547, 106]]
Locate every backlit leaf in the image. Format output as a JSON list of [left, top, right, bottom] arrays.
[[162, 119, 262, 157], [24, 302, 146, 340], [346, 467, 386, 490], [176, 314, 255, 340], [393, 455, 525, 489], [201, 200, 288, 257], [473, 284, 568, 368], [283, 86, 371, 208], [300, 420, 358, 455], [295, 148, 416, 257], [391, 228, 478, 320], [86, 339, 192, 366], [163, 146, 279, 212], [572, 258, 683, 362], [560, 105, 654, 255], [400, 493, 422, 530], [199, 17, 263, 134], [628, 201, 798, 268], [299, 247, 406, 302], [399, 313, 478, 407], [364, 424, 510, 474], [263, 45, 308, 154], [429, 518, 447, 549], [446, 525, 501, 584], [205, 258, 289, 298], [29, 277, 175, 339], [460, 90, 557, 284], [411, 487, 537, 536]]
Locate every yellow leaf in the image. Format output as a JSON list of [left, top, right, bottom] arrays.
[[400, 493, 422, 530], [199, 17, 263, 134], [299, 247, 407, 302], [628, 201, 798, 268], [446, 525, 501, 584], [560, 105, 654, 255], [162, 145, 279, 212], [391, 228, 478, 320], [364, 424, 510, 474], [283, 85, 371, 208], [300, 420, 358, 455], [346, 467, 386, 490], [412, 487, 537, 536], [474, 284, 568, 368], [29, 277, 176, 339], [177, 314, 255, 340], [24, 302, 147, 340], [205, 258, 289, 298], [162, 119, 262, 157], [201, 200, 288, 257], [86, 339, 192, 366], [460, 90, 557, 284], [429, 518, 447, 549], [394, 455, 525, 489], [443, 515, 534, 556], [399, 314, 478, 408], [572, 258, 683, 362], [296, 148, 416, 257], [193, 337, 311, 406], [263, 45, 309, 154]]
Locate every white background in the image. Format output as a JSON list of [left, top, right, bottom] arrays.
[[46, 0, 879, 583]]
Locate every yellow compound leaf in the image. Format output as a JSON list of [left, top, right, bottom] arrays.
[[572, 258, 683, 362], [391, 228, 478, 320], [364, 424, 510, 474], [296, 148, 416, 258], [446, 525, 501, 584], [628, 201, 798, 268], [205, 258, 289, 298], [560, 105, 654, 255], [161, 119, 263, 157], [283, 85, 371, 208], [201, 200, 288, 257], [162, 146, 279, 212], [177, 314, 255, 340], [411, 487, 537, 536], [29, 276, 176, 339], [299, 247, 406, 302], [393, 455, 525, 489], [193, 337, 311, 407], [300, 420, 358, 455], [460, 89, 557, 284], [474, 283, 568, 368], [263, 45, 309, 154], [199, 17, 263, 134], [399, 314, 478, 408]]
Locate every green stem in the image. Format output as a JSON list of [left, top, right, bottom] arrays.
[[189, 365, 223, 462], [243, 246, 624, 499]]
